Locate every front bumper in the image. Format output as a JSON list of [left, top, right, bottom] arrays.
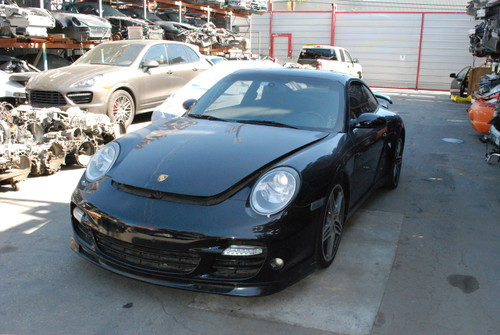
[[27, 88, 107, 115], [69, 178, 319, 296]]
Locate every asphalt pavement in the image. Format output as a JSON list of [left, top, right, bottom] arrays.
[[1, 90, 499, 335]]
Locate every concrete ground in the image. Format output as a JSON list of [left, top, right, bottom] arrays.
[[0, 90, 499, 335]]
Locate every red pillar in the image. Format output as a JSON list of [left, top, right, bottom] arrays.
[[330, 4, 337, 46], [415, 13, 425, 89], [269, 2, 274, 57]]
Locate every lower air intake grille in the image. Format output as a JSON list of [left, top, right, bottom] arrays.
[[94, 232, 201, 274], [29, 90, 66, 106], [212, 254, 266, 279]]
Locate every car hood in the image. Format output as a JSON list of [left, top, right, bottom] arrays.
[[28, 65, 123, 89], [51, 12, 111, 28], [109, 118, 328, 197]]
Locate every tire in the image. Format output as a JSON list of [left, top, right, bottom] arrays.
[[316, 183, 346, 268], [107, 90, 135, 128], [386, 135, 404, 189]]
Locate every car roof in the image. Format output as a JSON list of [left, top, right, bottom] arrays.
[[302, 44, 345, 50], [228, 68, 353, 84], [94, 39, 196, 48]]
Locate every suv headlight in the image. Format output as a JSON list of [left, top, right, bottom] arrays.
[[85, 142, 119, 182], [250, 167, 300, 216], [74, 74, 103, 88]]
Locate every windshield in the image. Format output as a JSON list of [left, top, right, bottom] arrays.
[[74, 43, 144, 66], [189, 71, 344, 131], [299, 48, 337, 60]]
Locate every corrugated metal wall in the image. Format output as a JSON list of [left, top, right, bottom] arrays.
[[237, 11, 479, 90]]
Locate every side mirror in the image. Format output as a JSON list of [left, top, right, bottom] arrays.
[[450, 73, 457, 78], [351, 113, 386, 129], [182, 98, 197, 110], [352, 58, 360, 63], [142, 59, 159, 72]]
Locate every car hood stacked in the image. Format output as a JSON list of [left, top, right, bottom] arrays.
[[28, 65, 122, 90], [110, 118, 328, 197]]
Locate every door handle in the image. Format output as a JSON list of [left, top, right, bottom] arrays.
[[192, 67, 198, 71], [166, 70, 173, 75]]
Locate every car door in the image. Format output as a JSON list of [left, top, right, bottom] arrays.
[[450, 66, 471, 97], [342, 50, 358, 77], [136, 43, 172, 111], [337, 49, 351, 75], [348, 81, 387, 204], [165, 43, 205, 96]]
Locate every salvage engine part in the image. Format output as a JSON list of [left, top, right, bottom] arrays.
[[0, 146, 30, 191], [0, 104, 119, 191]]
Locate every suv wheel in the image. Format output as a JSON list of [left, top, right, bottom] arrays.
[[107, 90, 135, 128]]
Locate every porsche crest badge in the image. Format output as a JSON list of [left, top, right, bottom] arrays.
[[157, 174, 169, 182]]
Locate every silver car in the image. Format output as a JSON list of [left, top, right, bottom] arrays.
[[26, 40, 211, 127]]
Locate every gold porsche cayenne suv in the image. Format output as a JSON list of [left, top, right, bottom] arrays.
[[26, 40, 211, 127]]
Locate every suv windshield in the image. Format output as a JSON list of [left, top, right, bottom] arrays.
[[74, 44, 145, 66], [299, 48, 337, 60]]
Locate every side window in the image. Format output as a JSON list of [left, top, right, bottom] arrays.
[[330, 49, 338, 61], [167, 44, 190, 65], [142, 44, 168, 65], [184, 46, 200, 63], [344, 50, 353, 63], [349, 82, 378, 119], [362, 85, 379, 113], [339, 49, 345, 62]]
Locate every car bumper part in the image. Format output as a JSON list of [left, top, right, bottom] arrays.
[[69, 179, 318, 296]]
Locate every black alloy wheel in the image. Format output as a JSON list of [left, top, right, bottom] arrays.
[[316, 183, 346, 268], [386, 135, 404, 189]]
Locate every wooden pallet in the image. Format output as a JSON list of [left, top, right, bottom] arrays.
[[0, 35, 98, 49]]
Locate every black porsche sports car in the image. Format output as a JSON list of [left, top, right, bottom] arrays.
[[70, 68, 405, 296]]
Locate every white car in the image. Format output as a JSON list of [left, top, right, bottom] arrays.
[[297, 44, 363, 78], [0, 55, 39, 105], [151, 60, 281, 121]]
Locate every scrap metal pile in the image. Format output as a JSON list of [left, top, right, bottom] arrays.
[[465, 1, 500, 163], [0, 2, 256, 50], [175, 22, 247, 49], [0, 102, 118, 190], [0, 3, 55, 38], [467, 0, 500, 57], [466, 71, 500, 163]]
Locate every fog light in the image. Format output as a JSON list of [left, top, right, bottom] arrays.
[[222, 245, 263, 256], [270, 258, 284, 270], [73, 207, 85, 223]]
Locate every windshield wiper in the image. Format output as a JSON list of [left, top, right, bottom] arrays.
[[236, 119, 298, 129], [189, 114, 228, 122]]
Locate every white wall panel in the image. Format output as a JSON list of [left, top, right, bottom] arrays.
[[418, 13, 478, 89], [235, 11, 479, 90]]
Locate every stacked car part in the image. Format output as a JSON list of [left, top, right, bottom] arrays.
[[467, 0, 500, 57], [0, 102, 118, 190], [0, 4, 55, 38]]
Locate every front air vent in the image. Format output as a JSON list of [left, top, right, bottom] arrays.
[[29, 90, 66, 106], [67, 91, 93, 104]]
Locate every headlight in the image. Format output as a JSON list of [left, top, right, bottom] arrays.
[[85, 142, 119, 182], [74, 74, 103, 88], [250, 167, 300, 216]]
